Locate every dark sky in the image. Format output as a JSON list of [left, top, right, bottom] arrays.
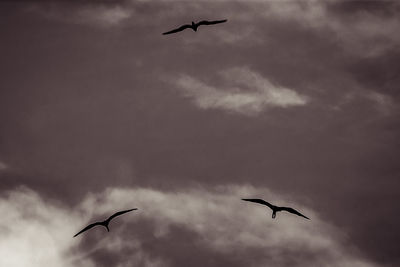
[[1, 1, 399, 266]]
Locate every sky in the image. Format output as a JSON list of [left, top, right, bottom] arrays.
[[0, 0, 399, 266]]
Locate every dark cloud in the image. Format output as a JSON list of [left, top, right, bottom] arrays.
[[1, 0, 399, 266], [327, 0, 400, 17], [345, 50, 400, 98]]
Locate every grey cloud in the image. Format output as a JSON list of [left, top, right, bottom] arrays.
[[1, 1, 400, 266], [27, 3, 133, 27], [259, 0, 400, 57], [25, 0, 400, 57], [365, 91, 395, 116], [0, 161, 7, 171], [69, 184, 380, 267], [331, 89, 395, 117], [0, 185, 378, 267], [72, 5, 132, 26]]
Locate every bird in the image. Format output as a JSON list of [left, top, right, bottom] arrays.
[[242, 199, 309, 220], [73, 208, 137, 237], [162, 19, 227, 35]]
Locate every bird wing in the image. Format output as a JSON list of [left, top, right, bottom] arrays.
[[107, 208, 138, 222], [162, 24, 192, 35], [241, 198, 274, 209], [281, 207, 310, 219], [73, 222, 102, 237], [197, 19, 228, 26]]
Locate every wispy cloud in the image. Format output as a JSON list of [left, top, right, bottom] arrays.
[[26, 0, 400, 56], [365, 91, 394, 116], [174, 67, 308, 115], [0, 161, 7, 171], [258, 0, 400, 57], [74, 5, 132, 27], [0, 185, 376, 267], [331, 90, 395, 117], [28, 3, 133, 27]]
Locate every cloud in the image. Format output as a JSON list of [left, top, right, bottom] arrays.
[[331, 90, 395, 117], [154, 0, 400, 56], [0, 161, 7, 171], [174, 67, 308, 115], [0, 185, 377, 267], [258, 0, 400, 57], [74, 5, 132, 26], [27, 3, 133, 27], [0, 187, 93, 267], [0, 186, 162, 267], [365, 91, 394, 116], [25, 0, 400, 56], [79, 184, 377, 267]]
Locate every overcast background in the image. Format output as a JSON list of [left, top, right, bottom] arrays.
[[1, 1, 399, 266]]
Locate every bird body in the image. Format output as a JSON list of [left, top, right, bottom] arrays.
[[73, 208, 137, 237], [191, 21, 198, 31], [242, 199, 309, 220], [162, 19, 227, 35]]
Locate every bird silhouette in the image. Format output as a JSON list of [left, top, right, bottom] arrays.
[[73, 208, 137, 237], [242, 199, 309, 220], [162, 19, 227, 35]]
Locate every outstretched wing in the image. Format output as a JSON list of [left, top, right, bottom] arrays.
[[241, 198, 274, 209], [281, 207, 310, 219], [107, 208, 138, 222], [197, 19, 227, 26], [73, 222, 102, 237], [162, 24, 191, 35]]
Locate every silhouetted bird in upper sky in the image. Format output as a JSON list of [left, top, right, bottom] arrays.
[[162, 19, 228, 35], [242, 199, 310, 220], [73, 208, 137, 237]]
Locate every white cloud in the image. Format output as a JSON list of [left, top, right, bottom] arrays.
[[0, 187, 162, 267], [174, 67, 308, 115], [0, 185, 377, 267], [0, 187, 93, 267]]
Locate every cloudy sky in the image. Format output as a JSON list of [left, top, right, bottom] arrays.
[[1, 0, 399, 266]]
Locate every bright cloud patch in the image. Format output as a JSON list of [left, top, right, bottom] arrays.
[[1, 185, 376, 267], [175, 67, 308, 115], [0, 187, 93, 267]]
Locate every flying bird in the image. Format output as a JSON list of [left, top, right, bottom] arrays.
[[162, 19, 227, 35], [73, 208, 137, 237], [242, 199, 310, 220]]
